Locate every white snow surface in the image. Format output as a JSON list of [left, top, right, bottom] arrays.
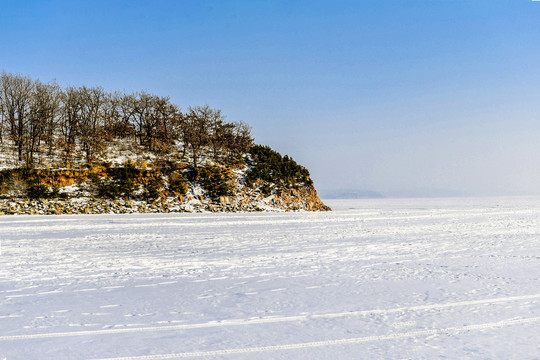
[[1, 196, 539, 359]]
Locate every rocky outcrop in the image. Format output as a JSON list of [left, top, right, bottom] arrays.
[[268, 187, 331, 211], [0, 177, 331, 215], [0, 188, 330, 216], [0, 147, 331, 215]]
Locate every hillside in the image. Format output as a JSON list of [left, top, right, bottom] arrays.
[[0, 71, 329, 214], [0, 143, 330, 215]]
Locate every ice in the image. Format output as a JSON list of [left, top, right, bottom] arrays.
[[1, 196, 539, 359]]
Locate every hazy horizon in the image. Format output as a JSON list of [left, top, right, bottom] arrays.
[[2, 0, 540, 197]]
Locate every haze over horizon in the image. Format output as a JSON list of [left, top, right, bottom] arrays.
[[2, 0, 540, 197]]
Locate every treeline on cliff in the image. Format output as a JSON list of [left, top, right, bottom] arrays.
[[0, 71, 317, 203], [0, 147, 315, 201], [0, 71, 252, 167]]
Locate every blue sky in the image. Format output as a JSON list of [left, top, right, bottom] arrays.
[[2, 0, 540, 196]]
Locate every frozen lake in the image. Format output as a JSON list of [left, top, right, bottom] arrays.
[[1, 197, 539, 359]]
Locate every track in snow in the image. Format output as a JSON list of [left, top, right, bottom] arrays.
[[90, 316, 540, 360], [1, 197, 540, 359], [1, 293, 539, 342]]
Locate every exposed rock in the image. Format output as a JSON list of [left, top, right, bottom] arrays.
[[0, 163, 330, 215], [0, 185, 330, 216]]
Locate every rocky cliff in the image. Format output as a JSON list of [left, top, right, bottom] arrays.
[[0, 145, 330, 215]]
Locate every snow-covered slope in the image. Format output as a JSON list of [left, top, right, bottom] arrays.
[[1, 196, 539, 359]]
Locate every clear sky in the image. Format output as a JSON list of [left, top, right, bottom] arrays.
[[2, 0, 540, 197]]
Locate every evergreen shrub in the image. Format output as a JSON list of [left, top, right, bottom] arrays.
[[246, 145, 312, 194]]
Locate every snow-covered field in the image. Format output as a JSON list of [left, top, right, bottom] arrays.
[[1, 197, 539, 359]]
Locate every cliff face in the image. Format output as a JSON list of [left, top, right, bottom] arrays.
[[0, 163, 330, 215], [239, 144, 330, 211], [218, 182, 330, 212], [0, 144, 330, 215], [0, 179, 330, 215], [270, 187, 331, 211]]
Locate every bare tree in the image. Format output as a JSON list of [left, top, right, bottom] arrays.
[[58, 87, 82, 161], [103, 91, 128, 139], [128, 92, 181, 153], [28, 79, 61, 163], [41, 81, 61, 157], [207, 108, 226, 161], [118, 92, 137, 139], [219, 122, 237, 163], [78, 86, 107, 162], [232, 121, 253, 157], [0, 70, 255, 168], [0, 72, 34, 162], [131, 91, 153, 148], [150, 96, 180, 153], [219, 121, 253, 163], [182, 105, 215, 169]]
